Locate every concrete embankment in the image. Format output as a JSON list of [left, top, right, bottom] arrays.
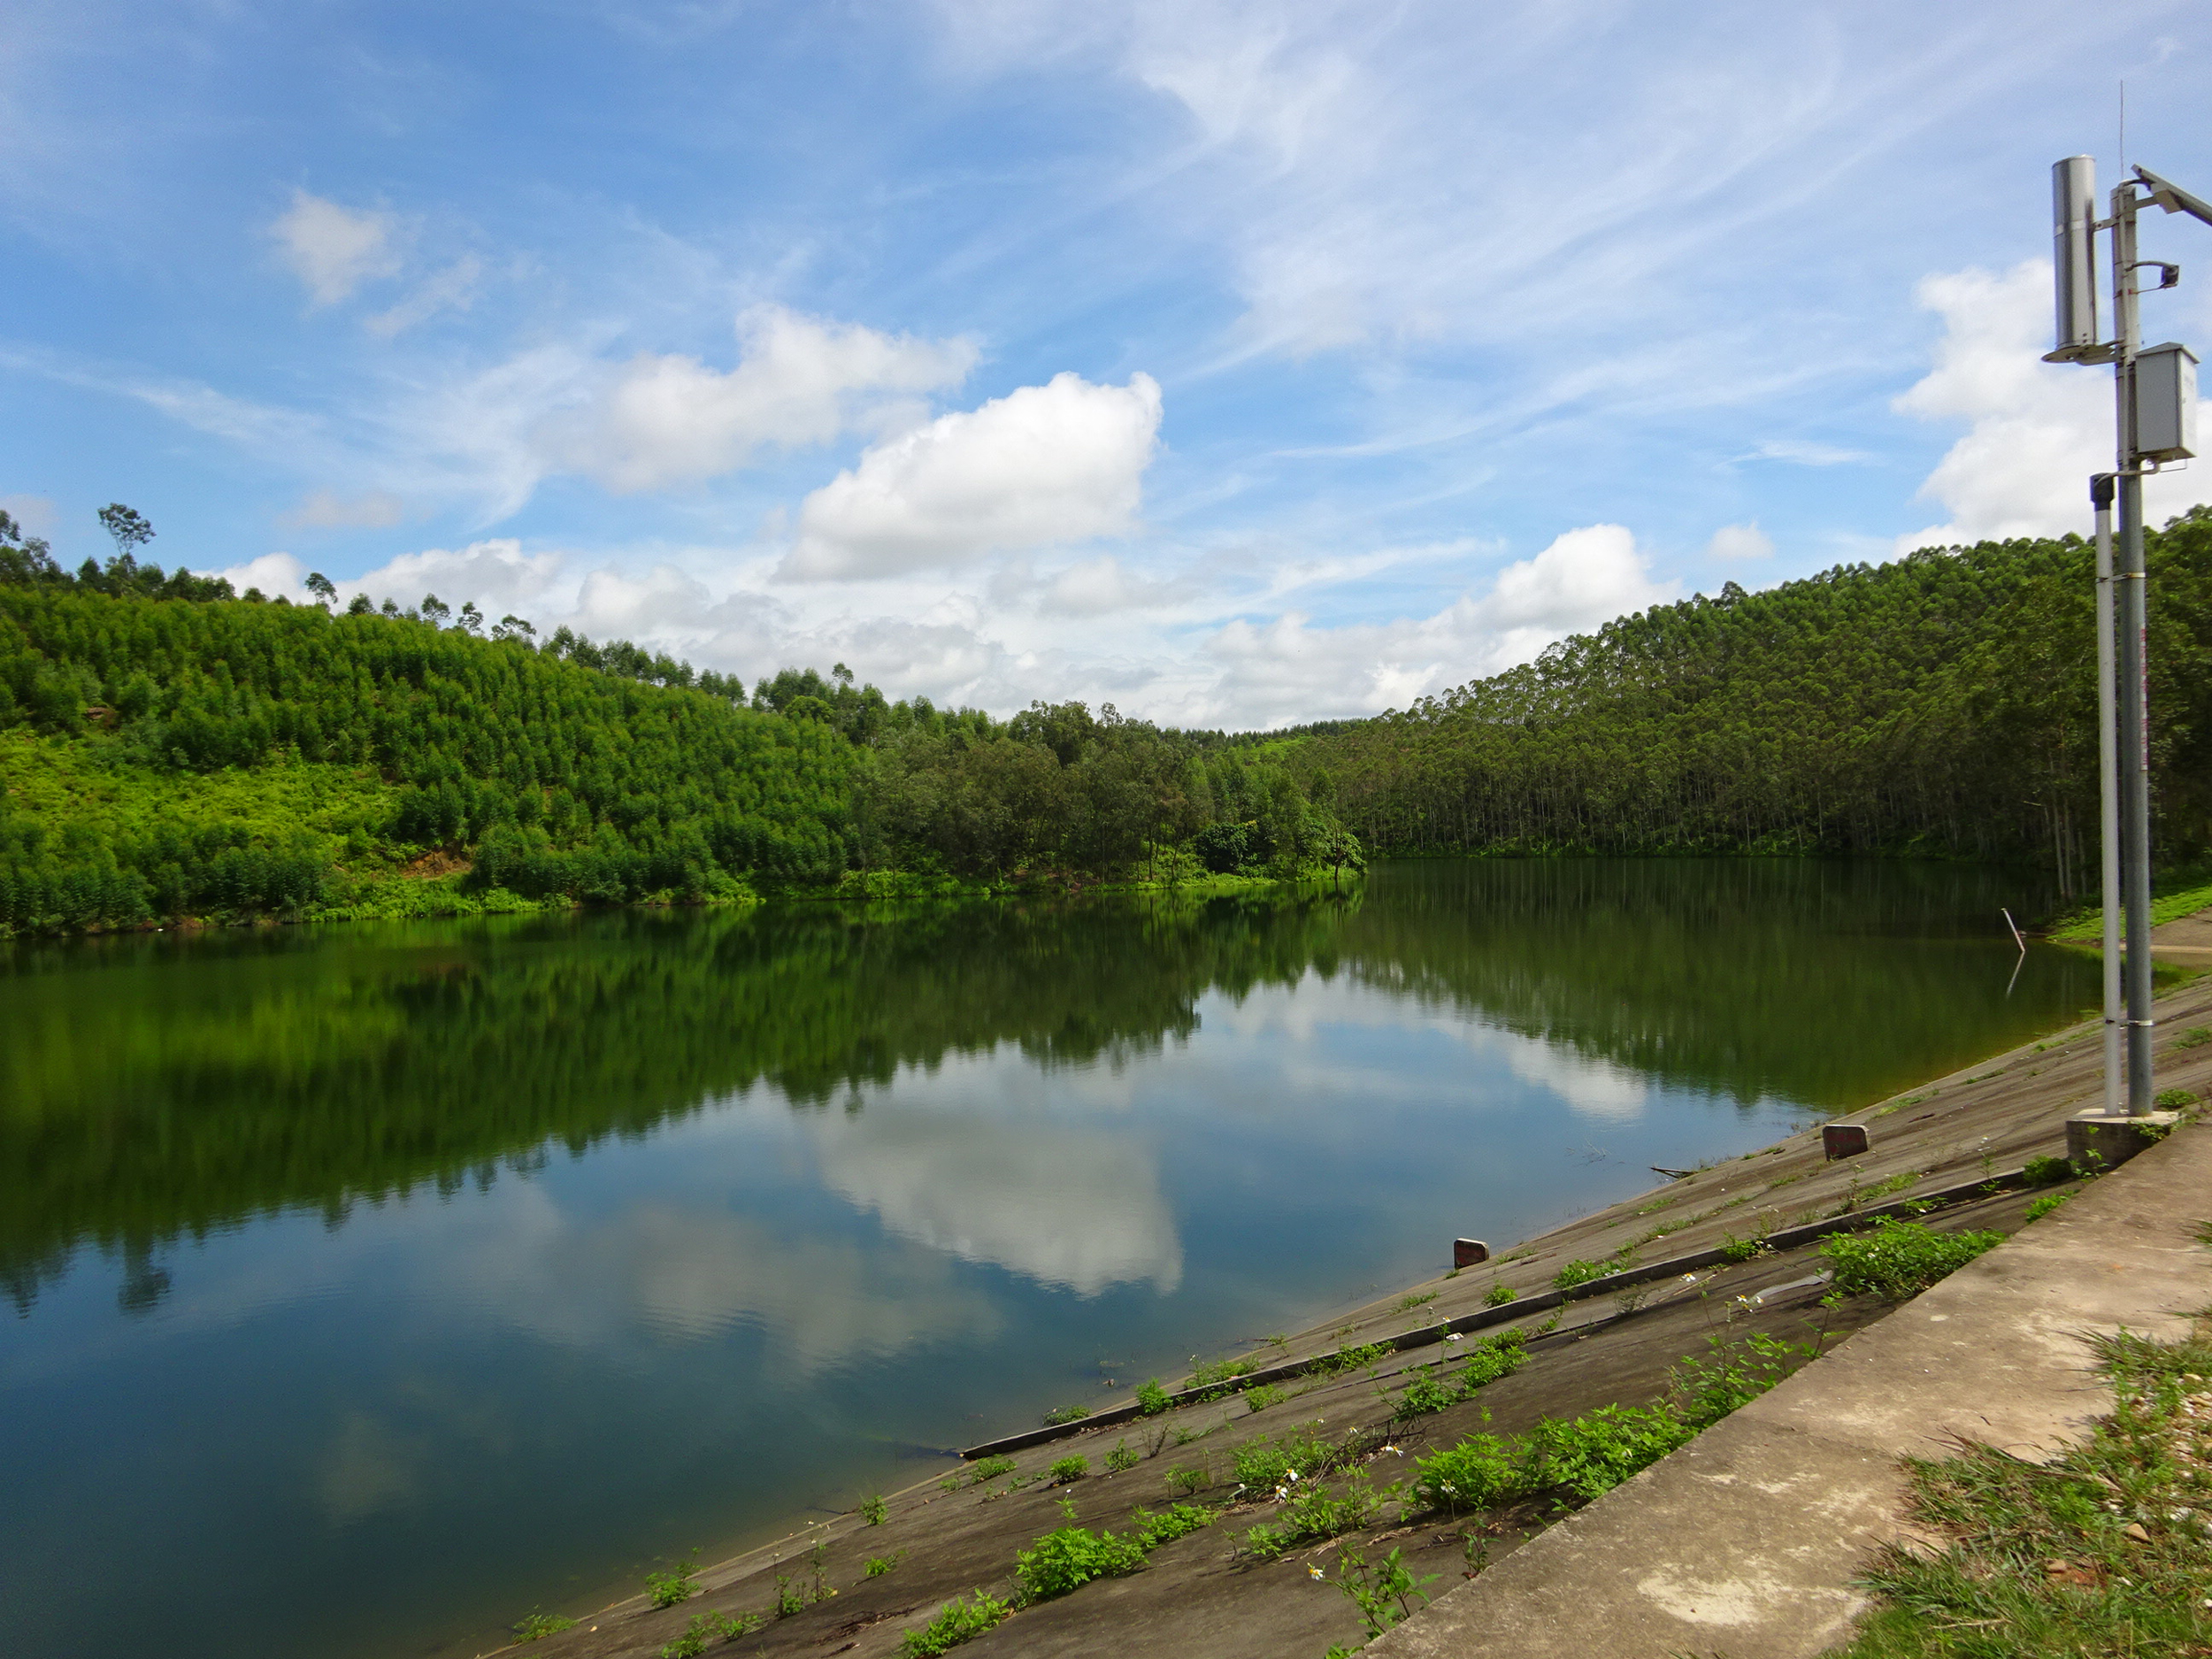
[[1371, 1052, 2212, 1658], [498, 971, 2212, 1659]]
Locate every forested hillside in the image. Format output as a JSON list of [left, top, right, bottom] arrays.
[[1302, 508, 2212, 892], [0, 534, 1354, 932], [4, 508, 2208, 934]]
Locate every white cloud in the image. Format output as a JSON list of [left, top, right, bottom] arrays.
[[216, 551, 308, 598], [1198, 522, 1672, 726], [271, 191, 401, 306], [1893, 259, 2204, 551], [993, 551, 1199, 617], [280, 488, 405, 530], [782, 371, 1163, 580], [554, 304, 979, 494], [257, 537, 569, 616], [365, 254, 484, 338], [1706, 521, 1773, 560], [1747, 439, 1870, 466]]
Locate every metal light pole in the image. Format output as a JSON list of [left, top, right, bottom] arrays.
[[2047, 156, 2208, 1118], [2090, 471, 2122, 1115]]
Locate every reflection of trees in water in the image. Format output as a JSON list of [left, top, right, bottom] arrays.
[[0, 887, 1356, 1310], [0, 862, 2082, 1311], [1334, 859, 2090, 1112]]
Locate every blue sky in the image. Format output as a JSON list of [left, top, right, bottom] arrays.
[[4, 1, 2208, 727]]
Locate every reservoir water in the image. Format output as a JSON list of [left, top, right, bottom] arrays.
[[0, 859, 2094, 1658]]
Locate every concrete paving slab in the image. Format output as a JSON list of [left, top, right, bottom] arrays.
[[1367, 1119, 2212, 1659]]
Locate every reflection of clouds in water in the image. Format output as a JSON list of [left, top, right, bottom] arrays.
[[1494, 1037, 1648, 1123], [319, 1410, 426, 1525], [811, 1110, 1182, 1297], [452, 1188, 1004, 1370], [1197, 975, 1651, 1123]]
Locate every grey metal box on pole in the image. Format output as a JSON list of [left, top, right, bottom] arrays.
[[2133, 342, 2198, 461], [2052, 157, 2100, 357]]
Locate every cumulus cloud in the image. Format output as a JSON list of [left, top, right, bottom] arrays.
[[554, 305, 979, 494], [1199, 522, 1672, 726], [280, 488, 405, 530], [271, 191, 401, 306], [782, 371, 1163, 580], [992, 552, 1199, 618], [220, 537, 570, 615], [1705, 521, 1773, 560], [1893, 259, 2204, 551]]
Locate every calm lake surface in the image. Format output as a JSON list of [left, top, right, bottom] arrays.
[[1, 859, 2094, 1659]]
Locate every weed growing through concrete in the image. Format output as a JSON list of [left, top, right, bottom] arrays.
[[1410, 1330, 1818, 1516], [1834, 1326, 2212, 1657], [1233, 1431, 1333, 1494], [1048, 1455, 1088, 1484], [1483, 1283, 1517, 1307], [1327, 1542, 1440, 1642], [1396, 1291, 1439, 1312], [1013, 1524, 1149, 1601], [1165, 1463, 1210, 1495], [1392, 1333, 1528, 1423], [1041, 1402, 1089, 1425], [899, 1589, 1012, 1657], [1552, 1257, 1609, 1292], [2024, 1187, 2082, 1222], [512, 1611, 577, 1641], [1242, 1384, 1288, 1413], [966, 1455, 1016, 1486], [863, 1553, 903, 1579], [1718, 1232, 1761, 1263], [2023, 1154, 2077, 1187], [1135, 1378, 1171, 1415], [860, 1494, 887, 1525], [1186, 1353, 1262, 1390], [1314, 1340, 1388, 1377], [1819, 1217, 2004, 1302], [647, 1552, 702, 1609], [2176, 1025, 2212, 1049], [1243, 1469, 1393, 1559], [661, 1609, 763, 1656], [1133, 1502, 1217, 1547], [2155, 1087, 2200, 1110], [1105, 1440, 1140, 1472]]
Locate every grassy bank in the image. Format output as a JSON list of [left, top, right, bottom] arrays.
[[2050, 873, 2212, 941], [1834, 1315, 2212, 1658]]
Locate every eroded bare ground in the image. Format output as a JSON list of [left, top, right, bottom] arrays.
[[508, 979, 2212, 1659]]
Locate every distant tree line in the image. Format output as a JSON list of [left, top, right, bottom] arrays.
[[1294, 510, 2212, 892], [11, 495, 2203, 933]]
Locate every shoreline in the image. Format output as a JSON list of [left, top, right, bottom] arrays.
[[0, 864, 1356, 942], [475, 944, 2209, 1659]]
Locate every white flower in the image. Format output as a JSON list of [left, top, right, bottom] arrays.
[[1308, 1565, 1325, 1581]]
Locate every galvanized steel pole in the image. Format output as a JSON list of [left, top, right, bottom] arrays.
[[2091, 472, 2122, 1117], [2110, 182, 2156, 1115]]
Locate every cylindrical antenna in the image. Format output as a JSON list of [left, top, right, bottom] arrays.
[[2052, 155, 2100, 354]]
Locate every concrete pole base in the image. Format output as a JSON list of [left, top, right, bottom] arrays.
[[2065, 1110, 2183, 1173]]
